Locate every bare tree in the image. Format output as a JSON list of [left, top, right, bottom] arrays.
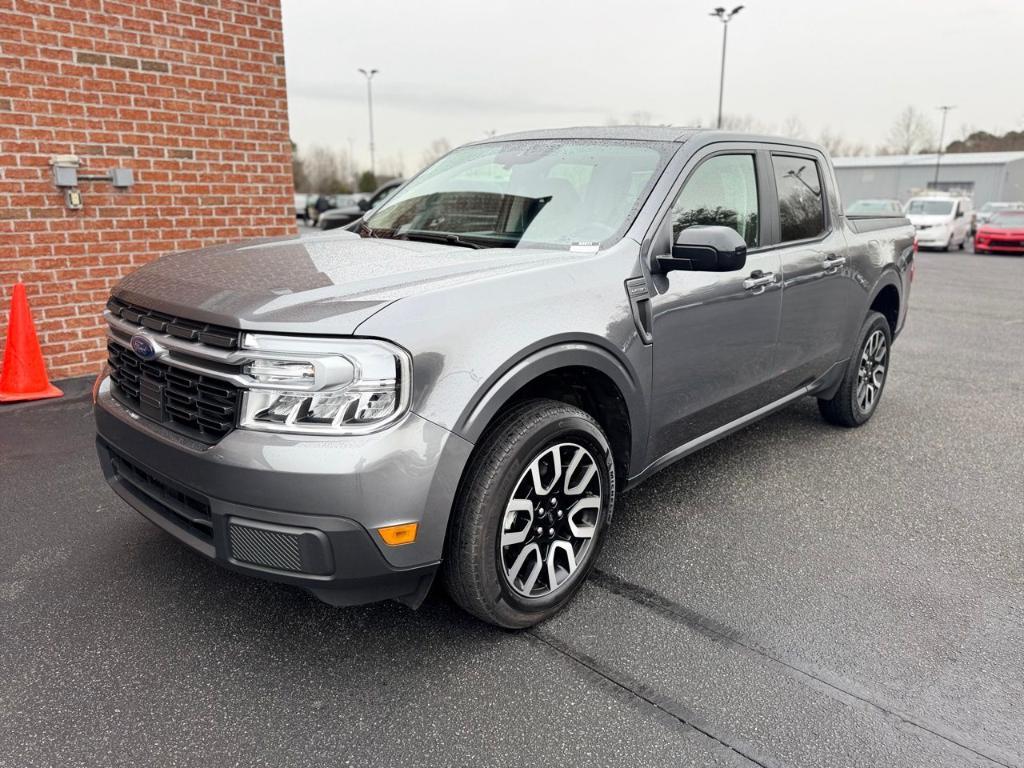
[[378, 151, 406, 180], [780, 115, 809, 139], [718, 113, 771, 133], [302, 145, 343, 193], [883, 107, 935, 155], [291, 140, 309, 192], [816, 127, 868, 157], [421, 138, 452, 169]]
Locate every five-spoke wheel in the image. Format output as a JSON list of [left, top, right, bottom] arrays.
[[444, 400, 614, 628], [856, 329, 888, 415], [819, 311, 892, 427], [500, 443, 602, 598]]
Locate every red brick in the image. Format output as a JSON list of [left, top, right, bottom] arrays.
[[0, 0, 295, 381]]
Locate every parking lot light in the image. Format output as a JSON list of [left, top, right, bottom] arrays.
[[358, 68, 379, 177], [710, 5, 744, 129]]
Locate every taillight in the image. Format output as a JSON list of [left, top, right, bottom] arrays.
[[912, 235, 918, 255]]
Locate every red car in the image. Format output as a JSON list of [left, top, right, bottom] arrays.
[[975, 210, 1024, 255]]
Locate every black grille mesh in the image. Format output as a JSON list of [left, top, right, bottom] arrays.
[[229, 524, 303, 572], [109, 450, 213, 542], [107, 342, 239, 443]]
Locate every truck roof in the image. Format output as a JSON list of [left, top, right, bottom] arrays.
[[478, 125, 826, 153]]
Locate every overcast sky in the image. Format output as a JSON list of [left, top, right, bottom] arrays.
[[282, 0, 1024, 173]]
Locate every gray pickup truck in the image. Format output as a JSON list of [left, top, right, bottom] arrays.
[[94, 127, 914, 628]]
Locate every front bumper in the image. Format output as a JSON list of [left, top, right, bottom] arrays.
[[94, 377, 474, 607], [914, 227, 951, 247], [975, 237, 1024, 253]]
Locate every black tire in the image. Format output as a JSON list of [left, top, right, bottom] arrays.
[[818, 311, 892, 428], [443, 399, 615, 628], [958, 236, 966, 251]]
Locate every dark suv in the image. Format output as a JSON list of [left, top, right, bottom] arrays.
[[95, 127, 914, 627]]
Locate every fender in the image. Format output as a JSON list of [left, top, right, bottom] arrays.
[[867, 267, 902, 306], [454, 339, 650, 478], [866, 265, 907, 337]]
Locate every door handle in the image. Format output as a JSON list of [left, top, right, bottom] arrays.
[[743, 271, 776, 293], [823, 254, 847, 272]]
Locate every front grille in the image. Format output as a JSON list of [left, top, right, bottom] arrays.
[[229, 522, 304, 572], [108, 450, 213, 543], [107, 296, 241, 349], [107, 342, 240, 443]]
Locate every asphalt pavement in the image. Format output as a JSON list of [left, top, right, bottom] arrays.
[[2, 245, 1022, 768]]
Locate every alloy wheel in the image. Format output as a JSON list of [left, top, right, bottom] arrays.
[[499, 442, 602, 598], [856, 329, 888, 414]]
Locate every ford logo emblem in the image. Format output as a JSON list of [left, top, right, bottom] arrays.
[[129, 334, 162, 361]]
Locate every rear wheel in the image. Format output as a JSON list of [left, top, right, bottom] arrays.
[[818, 312, 892, 428], [443, 400, 614, 628]]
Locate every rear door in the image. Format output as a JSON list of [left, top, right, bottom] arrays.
[[767, 151, 859, 394], [646, 145, 783, 460]]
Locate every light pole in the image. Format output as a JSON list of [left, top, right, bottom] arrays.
[[933, 104, 955, 187], [710, 5, 744, 129], [358, 68, 378, 177]]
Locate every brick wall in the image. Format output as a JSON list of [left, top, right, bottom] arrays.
[[0, 0, 295, 381]]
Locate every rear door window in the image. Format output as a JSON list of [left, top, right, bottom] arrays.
[[772, 155, 826, 242]]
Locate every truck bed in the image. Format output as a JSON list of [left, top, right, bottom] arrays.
[[845, 214, 911, 235]]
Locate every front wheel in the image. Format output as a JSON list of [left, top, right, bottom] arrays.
[[443, 400, 615, 628], [818, 311, 892, 428]]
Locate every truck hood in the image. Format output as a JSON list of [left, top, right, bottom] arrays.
[[114, 231, 579, 334]]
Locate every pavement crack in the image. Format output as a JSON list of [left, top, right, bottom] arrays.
[[527, 628, 776, 768], [590, 568, 1021, 768]]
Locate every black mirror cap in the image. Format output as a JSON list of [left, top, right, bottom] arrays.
[[357, 198, 372, 211], [657, 225, 748, 273]]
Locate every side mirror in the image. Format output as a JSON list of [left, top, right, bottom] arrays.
[[655, 225, 747, 273], [954, 209, 964, 218], [358, 198, 371, 212]]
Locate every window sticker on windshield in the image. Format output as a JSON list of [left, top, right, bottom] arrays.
[[570, 242, 600, 253]]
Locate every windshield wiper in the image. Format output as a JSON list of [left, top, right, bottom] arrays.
[[391, 230, 482, 249]]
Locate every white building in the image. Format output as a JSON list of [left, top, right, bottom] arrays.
[[832, 151, 1024, 207]]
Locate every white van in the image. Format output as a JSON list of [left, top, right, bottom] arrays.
[[904, 196, 974, 250]]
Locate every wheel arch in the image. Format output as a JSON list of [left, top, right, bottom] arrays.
[[868, 271, 902, 337], [454, 341, 648, 483]]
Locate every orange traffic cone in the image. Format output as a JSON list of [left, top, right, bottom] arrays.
[[0, 283, 63, 403]]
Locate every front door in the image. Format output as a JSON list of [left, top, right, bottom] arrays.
[[647, 150, 783, 461]]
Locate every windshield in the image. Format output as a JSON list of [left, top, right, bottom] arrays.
[[362, 140, 671, 249], [990, 211, 1024, 227], [906, 199, 954, 216], [847, 200, 898, 214]]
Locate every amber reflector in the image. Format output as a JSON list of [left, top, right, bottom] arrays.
[[378, 523, 418, 546]]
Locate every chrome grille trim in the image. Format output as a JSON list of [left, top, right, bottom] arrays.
[[105, 311, 357, 392]]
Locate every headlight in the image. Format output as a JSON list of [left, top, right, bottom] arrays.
[[237, 335, 411, 435]]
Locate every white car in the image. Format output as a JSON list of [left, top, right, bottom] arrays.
[[904, 196, 973, 251]]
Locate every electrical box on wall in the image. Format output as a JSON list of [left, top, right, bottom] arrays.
[[50, 154, 134, 209], [110, 168, 133, 188]]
